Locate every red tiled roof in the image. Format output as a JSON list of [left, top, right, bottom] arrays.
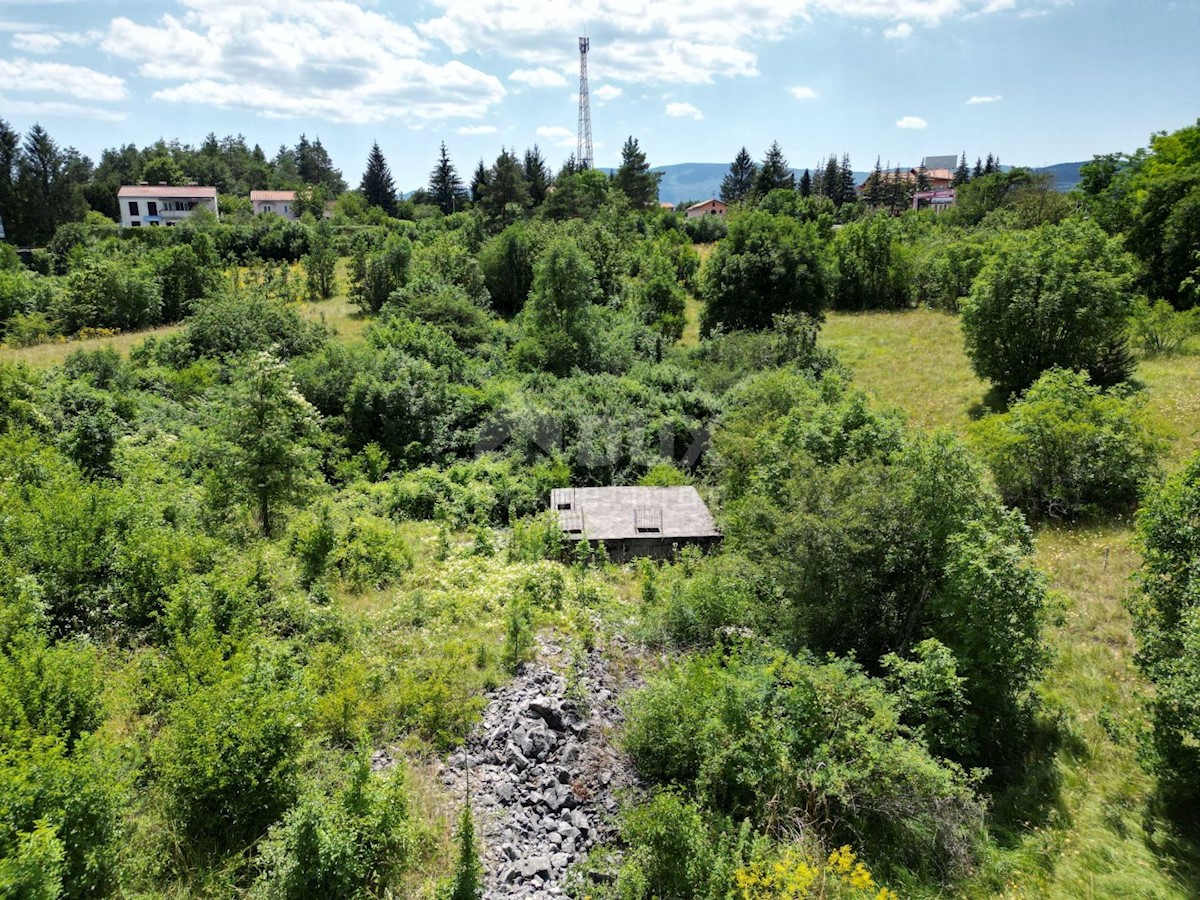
[[250, 190, 297, 202], [118, 184, 217, 198]]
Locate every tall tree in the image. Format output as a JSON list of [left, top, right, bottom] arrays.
[[863, 157, 885, 206], [720, 146, 759, 204], [470, 158, 489, 204], [984, 153, 997, 176], [16, 124, 87, 245], [613, 135, 660, 207], [953, 151, 970, 187], [522, 145, 551, 207], [429, 142, 467, 215], [798, 168, 812, 198], [754, 141, 794, 194], [480, 149, 529, 224], [0, 119, 21, 239], [360, 141, 397, 216], [838, 153, 857, 207], [973, 157, 984, 179], [822, 156, 841, 203]]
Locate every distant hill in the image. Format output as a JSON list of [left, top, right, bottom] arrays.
[[406, 160, 1088, 206]]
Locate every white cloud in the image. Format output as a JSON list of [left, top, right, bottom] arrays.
[[966, 94, 1003, 104], [896, 115, 929, 129], [594, 84, 622, 101], [536, 124, 576, 148], [10, 30, 95, 53], [509, 66, 568, 88], [416, 0, 1035, 89], [884, 22, 914, 38], [456, 124, 498, 135], [99, 2, 505, 125], [665, 101, 703, 120], [788, 85, 818, 100], [0, 58, 125, 101], [0, 95, 126, 121]]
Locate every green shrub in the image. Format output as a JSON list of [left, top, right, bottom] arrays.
[[153, 644, 305, 851], [623, 650, 986, 879], [1128, 452, 1200, 824], [960, 218, 1138, 397], [1127, 296, 1200, 356], [334, 514, 413, 592], [971, 368, 1165, 519], [251, 754, 419, 899]]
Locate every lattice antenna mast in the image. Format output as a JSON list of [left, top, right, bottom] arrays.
[[577, 37, 594, 171]]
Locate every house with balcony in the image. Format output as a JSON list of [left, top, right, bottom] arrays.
[[118, 184, 218, 228]]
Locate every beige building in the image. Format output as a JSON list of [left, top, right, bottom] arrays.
[[686, 199, 727, 218], [118, 184, 218, 228]]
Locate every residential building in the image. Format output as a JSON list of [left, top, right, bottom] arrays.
[[550, 486, 722, 562], [686, 198, 727, 218], [251, 190, 300, 219], [912, 189, 957, 212], [118, 184, 218, 228]]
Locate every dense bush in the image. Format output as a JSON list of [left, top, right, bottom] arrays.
[[716, 371, 1049, 766], [829, 213, 913, 310], [971, 368, 1164, 519], [961, 218, 1138, 397], [251, 755, 421, 899], [701, 211, 828, 334], [624, 649, 986, 878], [1128, 452, 1200, 824]]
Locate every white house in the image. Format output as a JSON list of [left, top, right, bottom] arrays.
[[118, 184, 218, 228], [686, 199, 727, 219], [251, 190, 299, 219]]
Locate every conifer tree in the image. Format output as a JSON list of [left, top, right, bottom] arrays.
[[481, 148, 530, 224], [838, 153, 857, 206], [449, 804, 482, 900], [973, 157, 984, 179], [754, 141, 794, 195], [798, 168, 812, 197], [984, 153, 996, 175], [720, 146, 758, 204], [429, 142, 466, 215], [953, 151, 970, 187], [360, 141, 397, 215], [613, 135, 660, 207], [470, 158, 489, 204], [822, 155, 840, 202], [864, 156, 885, 206], [523, 145, 550, 207]]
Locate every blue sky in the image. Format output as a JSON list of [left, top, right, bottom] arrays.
[[1, 0, 1197, 189]]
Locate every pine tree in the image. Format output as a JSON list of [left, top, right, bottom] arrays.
[[798, 168, 812, 197], [864, 156, 885, 206], [470, 158, 489, 204], [360, 141, 397, 215], [429, 142, 466, 215], [838, 153, 857, 207], [480, 148, 529, 224], [523, 145, 550, 207], [754, 141, 793, 195], [916, 162, 931, 192], [953, 151, 970, 187], [822, 156, 840, 203], [720, 146, 758, 204], [614, 136, 660, 208], [984, 153, 996, 175], [973, 157, 984, 179]]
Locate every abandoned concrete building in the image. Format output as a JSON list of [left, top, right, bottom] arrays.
[[550, 486, 722, 562]]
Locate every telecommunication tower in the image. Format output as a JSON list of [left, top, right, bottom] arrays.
[[576, 37, 594, 170]]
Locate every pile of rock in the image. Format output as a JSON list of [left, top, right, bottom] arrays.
[[438, 640, 636, 899]]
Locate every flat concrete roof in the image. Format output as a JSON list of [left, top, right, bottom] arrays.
[[550, 486, 721, 542]]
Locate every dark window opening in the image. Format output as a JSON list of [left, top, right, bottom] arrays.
[[147, 201, 157, 216], [128, 201, 139, 217]]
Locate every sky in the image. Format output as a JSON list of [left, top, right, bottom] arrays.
[[1, 0, 1198, 189]]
